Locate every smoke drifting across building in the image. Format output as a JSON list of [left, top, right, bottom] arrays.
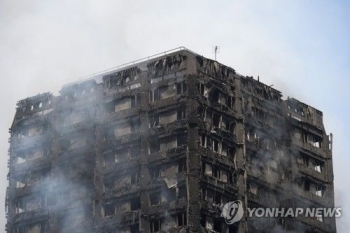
[[6, 48, 336, 233]]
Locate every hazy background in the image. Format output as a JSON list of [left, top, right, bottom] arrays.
[[0, 0, 349, 232]]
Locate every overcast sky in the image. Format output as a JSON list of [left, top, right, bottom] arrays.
[[0, 0, 349, 232]]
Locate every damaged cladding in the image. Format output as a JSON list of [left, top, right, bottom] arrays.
[[6, 48, 336, 233]]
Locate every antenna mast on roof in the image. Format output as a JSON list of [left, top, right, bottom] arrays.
[[212, 46, 220, 61]]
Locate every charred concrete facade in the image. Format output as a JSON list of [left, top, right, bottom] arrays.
[[6, 48, 336, 233]]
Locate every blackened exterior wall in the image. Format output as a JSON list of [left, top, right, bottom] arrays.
[[6, 48, 336, 233]]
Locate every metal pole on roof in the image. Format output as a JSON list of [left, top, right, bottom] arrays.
[[213, 46, 220, 61]]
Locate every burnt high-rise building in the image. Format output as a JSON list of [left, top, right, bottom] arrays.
[[6, 48, 336, 233]]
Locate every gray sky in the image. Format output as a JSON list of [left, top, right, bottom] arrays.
[[0, 0, 349, 232]]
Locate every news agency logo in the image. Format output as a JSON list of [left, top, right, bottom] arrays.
[[221, 200, 342, 225], [221, 200, 244, 224]]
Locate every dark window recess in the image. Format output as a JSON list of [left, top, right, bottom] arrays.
[[303, 154, 309, 167], [211, 89, 220, 103], [215, 192, 222, 205], [213, 114, 220, 127], [214, 219, 222, 232], [105, 101, 115, 113], [130, 119, 140, 132], [201, 162, 205, 174], [201, 135, 207, 147], [150, 192, 161, 205], [304, 180, 310, 191], [222, 143, 228, 155], [158, 86, 168, 98], [149, 91, 153, 102], [150, 167, 161, 179], [229, 225, 239, 233], [104, 203, 115, 216], [178, 159, 186, 172], [229, 122, 236, 133], [152, 89, 160, 101], [177, 134, 187, 146], [178, 185, 187, 199], [183, 82, 187, 93], [104, 178, 114, 190], [213, 139, 219, 152], [168, 188, 176, 201], [177, 108, 186, 120], [227, 96, 234, 108], [229, 173, 234, 184], [177, 213, 187, 226], [213, 167, 220, 179], [130, 224, 140, 233], [131, 95, 136, 107], [254, 107, 266, 120], [130, 94, 140, 107], [150, 219, 161, 233], [228, 148, 236, 157], [131, 172, 140, 184], [104, 152, 114, 165], [278, 218, 286, 228], [149, 114, 159, 127], [198, 83, 205, 95], [105, 127, 115, 139], [177, 82, 187, 95], [130, 197, 141, 211], [221, 119, 228, 131], [149, 140, 160, 153], [200, 214, 206, 227]]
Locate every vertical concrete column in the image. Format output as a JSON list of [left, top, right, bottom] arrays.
[[325, 134, 337, 232], [139, 71, 151, 232], [93, 123, 105, 228], [186, 55, 201, 232], [49, 105, 62, 233], [234, 76, 248, 233]]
